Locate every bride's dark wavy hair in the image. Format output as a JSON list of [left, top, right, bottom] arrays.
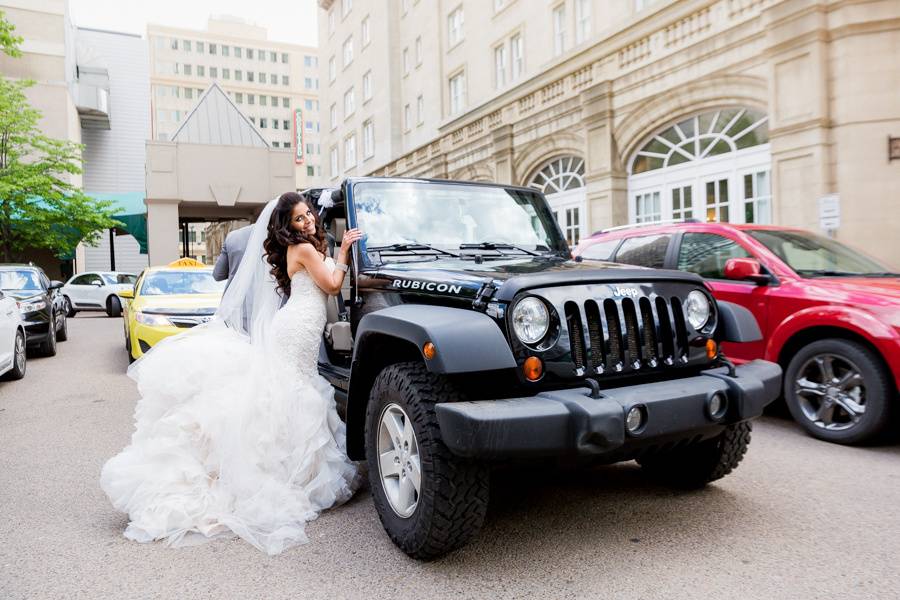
[[263, 192, 328, 297]]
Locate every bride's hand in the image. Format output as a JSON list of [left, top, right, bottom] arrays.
[[341, 229, 364, 248]]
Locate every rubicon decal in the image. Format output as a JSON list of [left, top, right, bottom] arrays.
[[391, 279, 464, 295]]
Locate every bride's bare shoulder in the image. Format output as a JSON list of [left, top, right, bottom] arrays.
[[288, 242, 324, 262]]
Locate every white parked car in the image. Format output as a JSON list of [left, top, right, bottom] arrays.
[[0, 288, 26, 380], [61, 271, 137, 317]]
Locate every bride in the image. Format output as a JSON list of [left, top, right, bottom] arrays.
[[101, 191, 364, 555]]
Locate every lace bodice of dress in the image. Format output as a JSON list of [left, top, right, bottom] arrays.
[[270, 257, 334, 379]]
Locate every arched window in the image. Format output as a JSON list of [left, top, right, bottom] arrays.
[[631, 108, 768, 175], [527, 156, 585, 194]]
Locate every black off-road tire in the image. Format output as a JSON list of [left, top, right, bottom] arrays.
[[784, 338, 893, 445], [365, 362, 489, 560], [638, 422, 752, 489], [106, 295, 122, 318], [56, 312, 68, 342]]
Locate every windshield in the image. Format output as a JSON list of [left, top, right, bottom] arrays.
[[352, 181, 567, 253], [0, 270, 42, 292], [748, 229, 893, 276], [103, 273, 137, 285], [140, 271, 225, 296]]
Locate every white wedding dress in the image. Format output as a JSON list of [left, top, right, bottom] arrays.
[[100, 256, 358, 555]]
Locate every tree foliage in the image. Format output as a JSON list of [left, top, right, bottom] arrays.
[[0, 11, 120, 262]]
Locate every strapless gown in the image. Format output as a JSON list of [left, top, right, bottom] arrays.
[[100, 258, 357, 555]]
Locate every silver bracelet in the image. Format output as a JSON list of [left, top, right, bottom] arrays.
[[335, 262, 349, 272]]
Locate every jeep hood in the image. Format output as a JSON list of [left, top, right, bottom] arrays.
[[373, 257, 705, 302]]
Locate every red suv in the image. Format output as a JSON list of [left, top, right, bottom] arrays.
[[573, 223, 899, 445]]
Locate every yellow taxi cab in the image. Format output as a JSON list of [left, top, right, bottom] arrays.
[[119, 258, 225, 362]]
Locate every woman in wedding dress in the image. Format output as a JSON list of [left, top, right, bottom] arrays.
[[101, 192, 364, 555]]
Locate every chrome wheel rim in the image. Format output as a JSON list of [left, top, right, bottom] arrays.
[[14, 333, 25, 372], [795, 353, 866, 431], [376, 403, 421, 518]]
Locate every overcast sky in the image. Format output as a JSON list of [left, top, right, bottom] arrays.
[[69, 0, 319, 46]]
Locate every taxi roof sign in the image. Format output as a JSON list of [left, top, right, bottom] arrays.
[[166, 257, 207, 268]]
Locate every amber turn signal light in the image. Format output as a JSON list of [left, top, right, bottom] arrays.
[[523, 356, 543, 381], [423, 342, 437, 360], [706, 339, 718, 360]]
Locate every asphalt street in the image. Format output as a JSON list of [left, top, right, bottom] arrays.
[[1, 315, 899, 600]]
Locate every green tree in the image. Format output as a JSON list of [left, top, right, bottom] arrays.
[[0, 10, 120, 262]]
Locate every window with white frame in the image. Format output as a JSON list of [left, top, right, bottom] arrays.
[[671, 185, 693, 220], [361, 16, 370, 46], [635, 191, 662, 223], [494, 43, 507, 89], [343, 37, 353, 67], [328, 9, 336, 35], [416, 94, 424, 125], [553, 4, 566, 56], [330, 146, 339, 177], [403, 48, 410, 76], [575, 0, 591, 44], [330, 103, 337, 130], [342, 0, 352, 18], [705, 178, 730, 222], [449, 71, 466, 115], [344, 87, 355, 118], [363, 70, 372, 101], [742, 169, 771, 224], [415, 37, 422, 65], [404, 104, 411, 131], [344, 134, 357, 169], [329, 56, 336, 81], [363, 119, 375, 158], [511, 33, 524, 81], [448, 6, 464, 46]]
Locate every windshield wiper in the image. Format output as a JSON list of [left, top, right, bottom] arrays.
[[367, 243, 459, 257], [459, 242, 544, 257], [796, 269, 861, 277]]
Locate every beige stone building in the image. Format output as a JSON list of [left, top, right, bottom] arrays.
[[317, 0, 900, 264], [147, 16, 323, 189]]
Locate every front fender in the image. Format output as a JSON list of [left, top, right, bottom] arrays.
[[352, 305, 516, 374], [766, 306, 900, 390]]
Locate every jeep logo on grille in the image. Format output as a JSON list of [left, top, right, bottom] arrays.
[[611, 286, 639, 298]]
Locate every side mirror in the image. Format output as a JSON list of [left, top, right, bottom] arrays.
[[49, 280, 64, 290], [724, 258, 771, 285], [118, 289, 134, 299]]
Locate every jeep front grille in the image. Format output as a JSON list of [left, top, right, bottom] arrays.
[[564, 295, 689, 375]]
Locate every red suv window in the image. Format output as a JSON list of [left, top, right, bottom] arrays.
[[614, 234, 671, 268], [677, 232, 751, 279]]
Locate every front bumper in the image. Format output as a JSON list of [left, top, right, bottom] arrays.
[[129, 322, 182, 358], [435, 360, 782, 459], [22, 316, 51, 346]]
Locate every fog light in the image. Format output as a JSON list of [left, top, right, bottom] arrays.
[[523, 356, 543, 381], [707, 392, 727, 420], [625, 405, 646, 435]]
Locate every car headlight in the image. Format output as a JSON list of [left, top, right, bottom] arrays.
[[512, 297, 550, 345], [17, 299, 46, 313], [685, 290, 711, 330], [135, 312, 171, 326]]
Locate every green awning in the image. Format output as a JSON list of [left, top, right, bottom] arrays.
[[88, 191, 148, 254]]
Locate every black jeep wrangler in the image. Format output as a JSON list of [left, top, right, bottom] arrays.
[[313, 178, 781, 560]]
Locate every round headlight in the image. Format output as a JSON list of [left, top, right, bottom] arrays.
[[512, 297, 550, 345], [685, 290, 711, 330]]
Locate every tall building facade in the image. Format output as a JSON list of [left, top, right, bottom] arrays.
[[317, 0, 900, 265], [147, 16, 322, 189]]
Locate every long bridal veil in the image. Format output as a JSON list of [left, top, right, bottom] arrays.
[[103, 197, 356, 555]]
